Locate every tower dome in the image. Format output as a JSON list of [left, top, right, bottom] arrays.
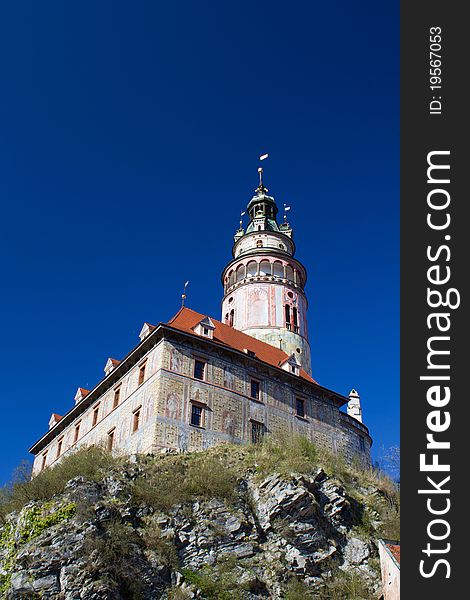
[[221, 167, 312, 374]]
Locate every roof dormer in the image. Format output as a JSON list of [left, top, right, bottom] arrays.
[[193, 316, 215, 339], [139, 322, 156, 341], [280, 353, 301, 376], [48, 413, 62, 430], [104, 357, 121, 376], [74, 387, 90, 405]]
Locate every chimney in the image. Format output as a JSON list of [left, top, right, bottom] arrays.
[[347, 389, 362, 423]]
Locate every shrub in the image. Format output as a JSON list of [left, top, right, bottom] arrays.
[[131, 453, 238, 510], [250, 434, 318, 476], [318, 569, 374, 599], [0, 446, 120, 521], [80, 518, 145, 599]]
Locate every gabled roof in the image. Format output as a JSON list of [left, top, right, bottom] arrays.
[[167, 307, 316, 383]]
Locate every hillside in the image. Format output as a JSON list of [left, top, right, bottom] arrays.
[[0, 437, 399, 599]]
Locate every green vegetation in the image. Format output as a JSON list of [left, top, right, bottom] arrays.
[[0, 446, 122, 522], [0, 436, 399, 598], [0, 501, 76, 596], [182, 556, 255, 600], [80, 518, 146, 599], [131, 452, 238, 511], [317, 569, 374, 599]]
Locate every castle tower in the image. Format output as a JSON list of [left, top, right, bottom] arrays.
[[221, 167, 312, 374]]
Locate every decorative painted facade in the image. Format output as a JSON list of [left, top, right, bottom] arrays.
[[29, 168, 371, 474]]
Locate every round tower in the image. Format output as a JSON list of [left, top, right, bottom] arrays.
[[221, 167, 312, 374]]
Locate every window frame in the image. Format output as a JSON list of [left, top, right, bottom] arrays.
[[132, 406, 142, 433], [250, 420, 265, 444], [190, 402, 204, 428], [295, 397, 306, 418], [73, 422, 81, 444], [107, 427, 116, 451], [113, 385, 121, 409], [193, 359, 206, 381], [56, 436, 64, 458], [250, 378, 261, 401], [92, 403, 100, 427], [138, 361, 147, 386]]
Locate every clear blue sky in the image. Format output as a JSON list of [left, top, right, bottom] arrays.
[[0, 1, 399, 484]]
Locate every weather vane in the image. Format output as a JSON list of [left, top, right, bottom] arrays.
[[283, 203, 291, 223], [181, 280, 190, 307], [256, 153, 269, 193]]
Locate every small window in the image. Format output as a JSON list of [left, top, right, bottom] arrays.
[[251, 421, 265, 444], [73, 422, 81, 444], [285, 304, 291, 329], [296, 398, 305, 417], [138, 361, 147, 386], [256, 240, 263, 247], [113, 385, 121, 409], [203, 327, 209, 336], [229, 309, 234, 327], [359, 436, 366, 452], [56, 437, 64, 458], [107, 428, 115, 451], [41, 451, 48, 471], [194, 360, 206, 380], [190, 404, 203, 427], [133, 407, 141, 432], [92, 404, 100, 427], [250, 379, 261, 400]]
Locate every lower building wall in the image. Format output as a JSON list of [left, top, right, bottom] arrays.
[[32, 337, 371, 474]]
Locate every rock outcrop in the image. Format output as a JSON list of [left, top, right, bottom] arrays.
[[0, 445, 396, 599]]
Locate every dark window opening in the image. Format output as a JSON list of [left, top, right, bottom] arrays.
[[229, 309, 234, 326], [191, 404, 203, 427], [194, 360, 206, 380], [250, 379, 260, 400], [285, 304, 291, 329], [133, 408, 141, 432], [113, 386, 121, 409], [73, 423, 81, 444], [293, 307, 299, 333], [92, 405, 100, 427], [296, 398, 305, 417], [107, 429, 115, 451], [56, 438, 63, 458], [251, 421, 265, 444], [138, 362, 147, 386], [359, 436, 366, 452], [41, 452, 48, 471]]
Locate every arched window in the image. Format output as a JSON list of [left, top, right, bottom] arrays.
[[273, 261, 283, 278], [228, 270, 235, 286], [285, 304, 291, 330], [236, 264, 245, 282], [247, 261, 257, 277], [259, 260, 271, 276], [285, 265, 294, 282], [292, 307, 298, 333], [256, 240, 263, 248], [229, 309, 234, 327]]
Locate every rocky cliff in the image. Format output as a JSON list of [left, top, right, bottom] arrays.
[[0, 438, 399, 599]]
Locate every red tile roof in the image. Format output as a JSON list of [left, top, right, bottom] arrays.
[[51, 413, 63, 421], [77, 388, 90, 396], [387, 543, 400, 564], [167, 307, 316, 383], [108, 358, 121, 366]]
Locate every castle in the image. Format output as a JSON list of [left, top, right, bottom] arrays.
[[29, 167, 372, 474]]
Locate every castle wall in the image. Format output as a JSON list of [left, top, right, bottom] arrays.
[[32, 334, 371, 475]]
